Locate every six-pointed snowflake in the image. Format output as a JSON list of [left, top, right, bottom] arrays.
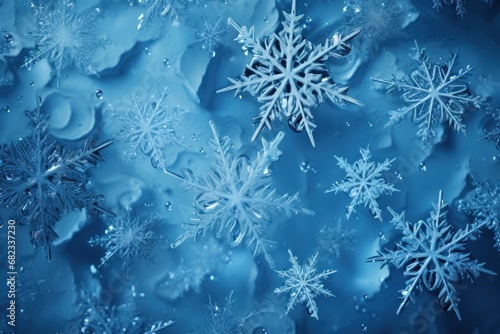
[[367, 191, 496, 320], [193, 291, 245, 334], [192, 17, 228, 57], [458, 176, 500, 252], [171, 121, 313, 268], [88, 210, 162, 269], [373, 42, 485, 144], [0, 98, 113, 260], [113, 87, 186, 173], [274, 249, 336, 320], [24, 0, 107, 86], [217, 0, 363, 147], [317, 218, 357, 259], [325, 147, 398, 220]]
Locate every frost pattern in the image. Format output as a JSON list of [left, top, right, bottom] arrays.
[[192, 291, 244, 334], [458, 176, 500, 252], [24, 0, 107, 85], [80, 286, 174, 334], [88, 210, 162, 269], [481, 106, 500, 150], [325, 147, 398, 221], [0, 28, 14, 62], [113, 87, 186, 173], [192, 17, 228, 57], [0, 98, 113, 260], [317, 218, 357, 259], [274, 249, 336, 320], [171, 121, 312, 268], [373, 42, 485, 144], [137, 0, 186, 29], [217, 0, 362, 147], [432, 0, 494, 15], [367, 191, 496, 320]]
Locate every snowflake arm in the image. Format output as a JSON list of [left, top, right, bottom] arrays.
[[171, 121, 313, 268], [480, 106, 500, 150], [137, 0, 185, 29], [274, 249, 336, 319], [113, 87, 186, 173], [217, 0, 362, 147], [325, 147, 398, 220], [193, 291, 244, 334], [367, 191, 496, 320], [0, 98, 113, 260], [372, 41, 485, 144], [317, 218, 357, 258]]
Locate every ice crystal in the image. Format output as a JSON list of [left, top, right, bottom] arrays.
[[24, 0, 107, 86], [458, 176, 500, 252], [192, 17, 228, 57], [367, 191, 496, 320], [88, 210, 162, 269], [80, 286, 174, 334], [432, 0, 494, 16], [137, 0, 186, 29], [373, 42, 485, 144], [0, 27, 14, 62], [192, 291, 244, 334], [17, 263, 46, 309], [171, 121, 312, 268], [0, 98, 113, 260], [113, 87, 186, 173], [317, 218, 357, 259], [480, 106, 500, 150], [342, 0, 417, 56], [325, 147, 398, 221], [274, 249, 336, 319], [217, 0, 362, 147]]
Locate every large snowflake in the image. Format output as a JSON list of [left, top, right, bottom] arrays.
[[88, 210, 162, 269], [217, 0, 362, 147], [274, 249, 336, 320], [171, 121, 312, 268], [458, 176, 500, 253], [367, 191, 495, 320], [325, 147, 398, 221], [113, 87, 185, 173], [373, 42, 485, 144], [0, 98, 113, 260], [24, 0, 107, 86]]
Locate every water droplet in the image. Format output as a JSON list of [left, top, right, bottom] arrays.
[[419, 162, 426, 172], [345, 121, 350, 127], [96, 90, 103, 99], [163, 58, 171, 68], [4, 33, 13, 43], [145, 46, 151, 55], [165, 201, 172, 211], [2, 106, 10, 113], [30, 81, 35, 86], [300, 161, 311, 173], [363, 293, 368, 299], [362, 324, 367, 331], [209, 275, 214, 280], [90, 265, 97, 274], [306, 16, 312, 23], [17, 95, 23, 103], [379, 232, 385, 241]]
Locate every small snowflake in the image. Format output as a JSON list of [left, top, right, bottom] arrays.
[[0, 98, 113, 260], [137, 0, 186, 29], [171, 121, 312, 268], [0, 28, 15, 62], [458, 176, 500, 252], [480, 106, 500, 150], [432, 0, 494, 15], [325, 147, 398, 221], [217, 0, 362, 147], [274, 249, 336, 319], [24, 0, 107, 86], [193, 291, 245, 334], [113, 87, 186, 173], [192, 17, 228, 57], [88, 210, 162, 269], [317, 218, 357, 259], [373, 41, 485, 144], [367, 191, 496, 320]]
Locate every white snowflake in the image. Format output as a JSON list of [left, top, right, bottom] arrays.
[[373, 41, 485, 144], [192, 17, 228, 57], [274, 249, 336, 320], [317, 218, 357, 259], [217, 0, 362, 147], [137, 0, 186, 29], [171, 121, 313, 268], [325, 147, 398, 221], [113, 87, 186, 173], [367, 191, 496, 320]]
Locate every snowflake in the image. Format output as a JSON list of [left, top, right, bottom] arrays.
[[480, 106, 500, 150], [137, 0, 186, 29], [432, 0, 494, 15], [88, 210, 162, 269], [317, 218, 357, 259], [79, 286, 174, 334], [274, 249, 336, 319], [367, 191, 496, 320], [24, 0, 107, 86], [192, 17, 228, 57], [458, 176, 500, 252], [171, 121, 312, 268], [342, 0, 417, 56], [373, 41, 485, 144], [217, 0, 362, 147], [0, 28, 14, 62], [113, 87, 186, 173], [0, 98, 113, 260], [193, 291, 245, 334], [325, 147, 398, 221]]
